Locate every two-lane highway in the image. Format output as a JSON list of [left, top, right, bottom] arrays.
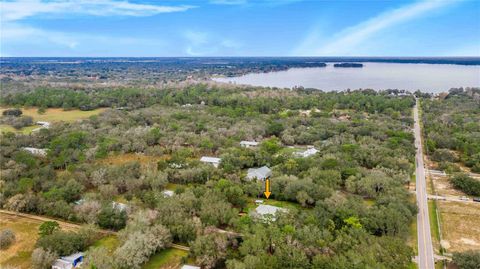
[[414, 99, 435, 269]]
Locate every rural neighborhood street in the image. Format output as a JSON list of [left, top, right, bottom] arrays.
[[414, 100, 435, 269]]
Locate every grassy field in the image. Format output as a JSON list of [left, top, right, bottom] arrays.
[[98, 153, 167, 166], [0, 107, 106, 134], [437, 201, 480, 253], [428, 200, 442, 253], [0, 213, 78, 269], [92, 235, 120, 253], [142, 248, 189, 269]]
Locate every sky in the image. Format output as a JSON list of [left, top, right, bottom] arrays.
[[1, 0, 479, 57]]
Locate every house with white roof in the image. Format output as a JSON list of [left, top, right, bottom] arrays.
[[52, 252, 84, 269], [32, 121, 51, 132], [22, 147, 47, 157], [294, 147, 318, 158], [246, 166, 272, 181], [240, 140, 259, 148], [200, 156, 221, 168], [250, 204, 287, 221]]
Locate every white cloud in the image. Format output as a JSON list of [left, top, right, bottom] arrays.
[[1, 0, 195, 22], [294, 0, 459, 56], [183, 30, 242, 56]]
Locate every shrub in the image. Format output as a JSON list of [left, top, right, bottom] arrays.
[[31, 248, 58, 269], [452, 250, 480, 269], [0, 229, 16, 249], [450, 173, 480, 196]]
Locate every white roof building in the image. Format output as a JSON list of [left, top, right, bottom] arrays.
[[181, 265, 201, 269], [52, 252, 84, 269], [112, 201, 127, 212], [240, 140, 259, 148], [162, 190, 174, 197], [251, 205, 287, 221], [200, 156, 221, 168], [295, 147, 318, 158], [22, 147, 47, 157], [32, 121, 51, 132]]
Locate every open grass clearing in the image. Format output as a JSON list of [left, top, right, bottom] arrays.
[[97, 153, 167, 166], [142, 248, 189, 269], [428, 201, 442, 254], [0, 212, 78, 269], [437, 201, 480, 253], [0, 107, 106, 134], [0, 107, 106, 123]]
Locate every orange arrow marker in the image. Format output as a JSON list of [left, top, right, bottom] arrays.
[[264, 177, 271, 199]]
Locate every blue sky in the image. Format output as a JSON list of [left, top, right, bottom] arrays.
[[1, 0, 479, 57]]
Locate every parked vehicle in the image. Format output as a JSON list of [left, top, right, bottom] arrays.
[[473, 197, 480, 202], [459, 196, 470, 201]]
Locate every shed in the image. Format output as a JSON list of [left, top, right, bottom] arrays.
[[240, 140, 259, 148], [200, 156, 221, 168], [162, 190, 174, 197], [246, 166, 272, 181], [51, 252, 84, 269], [295, 147, 318, 158], [22, 147, 47, 157], [181, 265, 201, 269], [112, 201, 127, 212]]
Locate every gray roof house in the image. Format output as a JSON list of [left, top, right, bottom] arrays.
[[250, 204, 287, 221], [246, 166, 272, 181], [200, 156, 221, 168]]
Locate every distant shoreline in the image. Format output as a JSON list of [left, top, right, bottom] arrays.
[[1, 56, 479, 66]]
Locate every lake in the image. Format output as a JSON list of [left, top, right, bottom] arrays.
[[213, 63, 480, 93]]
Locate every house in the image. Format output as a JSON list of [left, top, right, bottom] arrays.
[[255, 199, 264, 204], [246, 166, 272, 181], [181, 265, 200, 269], [250, 205, 287, 221], [162, 190, 174, 197], [200, 156, 221, 168], [112, 201, 127, 212], [295, 147, 318, 158], [22, 147, 47, 157], [52, 252, 84, 269], [240, 140, 259, 148]]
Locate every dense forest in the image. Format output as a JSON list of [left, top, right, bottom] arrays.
[[0, 85, 420, 269], [422, 88, 480, 174]]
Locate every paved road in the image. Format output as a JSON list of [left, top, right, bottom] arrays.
[[427, 195, 478, 204], [414, 100, 435, 269]]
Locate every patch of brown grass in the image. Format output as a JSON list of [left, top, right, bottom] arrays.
[[98, 153, 167, 166], [0, 213, 79, 269], [437, 201, 480, 253]]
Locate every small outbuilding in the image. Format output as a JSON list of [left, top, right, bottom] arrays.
[[240, 140, 259, 148], [295, 147, 318, 158], [200, 156, 221, 168], [250, 204, 287, 221], [162, 190, 174, 197], [181, 265, 201, 269], [246, 166, 272, 181], [22, 147, 47, 157], [112, 201, 127, 212], [52, 252, 84, 269]]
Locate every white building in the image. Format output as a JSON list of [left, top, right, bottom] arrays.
[[295, 147, 318, 158], [52, 252, 84, 269], [22, 147, 47, 157], [246, 166, 272, 181], [112, 201, 127, 212], [250, 204, 287, 221], [162, 190, 174, 197], [240, 140, 259, 148], [32, 121, 51, 132], [181, 265, 201, 269], [200, 156, 221, 168]]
